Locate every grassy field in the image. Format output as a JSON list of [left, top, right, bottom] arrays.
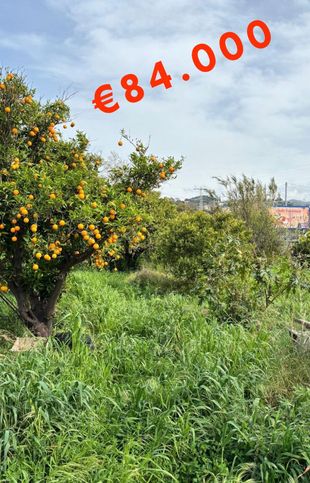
[[1, 270, 310, 482]]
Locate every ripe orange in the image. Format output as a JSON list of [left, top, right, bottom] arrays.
[[30, 224, 37, 233], [35, 253, 42, 260], [127, 187, 133, 193], [11, 128, 18, 135], [0, 285, 9, 293], [89, 224, 95, 231], [12, 189, 19, 196], [70, 122, 75, 128], [118, 140, 123, 146], [33, 264, 39, 271], [44, 254, 51, 261], [59, 220, 65, 227], [49, 193, 56, 200], [136, 189, 142, 195], [102, 217, 109, 223], [23, 217, 29, 223], [52, 224, 58, 231], [78, 223, 84, 230], [11, 236, 17, 242], [4, 107, 11, 113], [91, 202, 98, 209], [160, 171, 166, 179]]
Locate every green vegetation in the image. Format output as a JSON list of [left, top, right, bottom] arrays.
[[1, 270, 310, 482], [1, 70, 309, 482], [0, 70, 181, 337], [208, 175, 284, 259]]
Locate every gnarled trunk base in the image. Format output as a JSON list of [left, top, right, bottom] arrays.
[[9, 272, 67, 337], [13, 292, 52, 337]]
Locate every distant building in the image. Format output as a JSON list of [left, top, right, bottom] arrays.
[[270, 206, 310, 229], [184, 195, 217, 211]]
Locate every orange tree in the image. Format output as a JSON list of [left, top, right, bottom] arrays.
[[105, 132, 182, 270], [105, 192, 179, 271], [0, 70, 181, 336]]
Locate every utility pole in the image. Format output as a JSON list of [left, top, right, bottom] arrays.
[[199, 187, 203, 211], [285, 182, 288, 207]]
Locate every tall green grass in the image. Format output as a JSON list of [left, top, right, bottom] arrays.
[[0, 270, 310, 482]]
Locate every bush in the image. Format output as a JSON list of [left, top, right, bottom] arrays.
[[154, 211, 260, 322], [210, 175, 285, 259], [292, 231, 310, 267]]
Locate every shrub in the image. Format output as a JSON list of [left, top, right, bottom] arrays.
[[154, 211, 260, 321], [292, 231, 310, 267], [210, 175, 285, 259]]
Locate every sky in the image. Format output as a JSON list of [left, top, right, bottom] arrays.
[[1, 0, 310, 200]]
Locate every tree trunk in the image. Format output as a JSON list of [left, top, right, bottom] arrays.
[[9, 271, 68, 337]]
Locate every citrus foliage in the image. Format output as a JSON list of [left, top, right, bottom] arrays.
[[113, 192, 179, 271], [0, 69, 181, 334], [110, 131, 182, 192], [155, 210, 262, 321]]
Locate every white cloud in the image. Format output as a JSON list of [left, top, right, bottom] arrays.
[[3, 0, 310, 199]]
